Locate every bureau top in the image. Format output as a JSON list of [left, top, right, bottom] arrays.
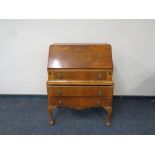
[[48, 44, 113, 69]]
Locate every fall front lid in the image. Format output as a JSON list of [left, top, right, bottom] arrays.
[[48, 44, 113, 69]]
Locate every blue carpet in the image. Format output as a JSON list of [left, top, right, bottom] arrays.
[[0, 95, 155, 135]]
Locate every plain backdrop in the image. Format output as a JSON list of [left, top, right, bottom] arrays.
[[0, 19, 155, 95]]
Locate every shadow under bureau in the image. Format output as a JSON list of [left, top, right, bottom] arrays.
[[47, 44, 114, 127]]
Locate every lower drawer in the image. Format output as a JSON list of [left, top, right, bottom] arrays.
[[48, 97, 112, 107]]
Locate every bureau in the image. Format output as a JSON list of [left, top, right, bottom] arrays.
[[47, 43, 114, 127]]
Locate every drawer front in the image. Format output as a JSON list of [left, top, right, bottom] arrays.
[[47, 86, 113, 97], [48, 97, 112, 107], [48, 69, 112, 81]]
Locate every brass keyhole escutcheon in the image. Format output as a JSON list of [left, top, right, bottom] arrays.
[[57, 73, 63, 79], [58, 100, 63, 106], [56, 90, 62, 96], [96, 101, 101, 106], [97, 73, 103, 80], [98, 91, 104, 96], [49, 71, 52, 76]]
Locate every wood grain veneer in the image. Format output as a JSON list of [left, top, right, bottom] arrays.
[[47, 43, 114, 127]]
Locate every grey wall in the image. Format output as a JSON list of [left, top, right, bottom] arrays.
[[0, 19, 155, 95]]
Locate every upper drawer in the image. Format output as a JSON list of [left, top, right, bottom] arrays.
[[48, 69, 112, 80]]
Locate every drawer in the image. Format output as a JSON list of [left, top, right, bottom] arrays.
[[48, 97, 112, 107], [47, 86, 113, 97], [48, 69, 112, 81]]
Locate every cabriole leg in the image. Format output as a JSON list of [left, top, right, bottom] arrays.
[[103, 106, 112, 127], [48, 106, 55, 126]]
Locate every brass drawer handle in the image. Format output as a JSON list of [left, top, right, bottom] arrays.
[[96, 101, 101, 106], [97, 73, 103, 80], [58, 100, 63, 106], [57, 73, 63, 79], [56, 90, 62, 96], [98, 91, 104, 96]]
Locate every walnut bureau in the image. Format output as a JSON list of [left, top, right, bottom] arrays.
[[47, 44, 114, 127]]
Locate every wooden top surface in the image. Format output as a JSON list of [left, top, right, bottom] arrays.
[[47, 80, 114, 86], [53, 43, 110, 45], [48, 44, 113, 69]]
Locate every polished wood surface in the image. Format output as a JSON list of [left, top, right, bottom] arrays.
[[48, 97, 112, 107], [47, 86, 113, 97], [47, 80, 114, 86], [47, 43, 114, 127], [48, 69, 112, 81], [48, 44, 113, 69]]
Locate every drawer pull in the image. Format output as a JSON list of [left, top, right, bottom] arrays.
[[57, 73, 63, 79], [56, 90, 62, 96], [97, 73, 103, 80], [98, 91, 104, 96], [96, 101, 101, 106], [58, 100, 63, 106]]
